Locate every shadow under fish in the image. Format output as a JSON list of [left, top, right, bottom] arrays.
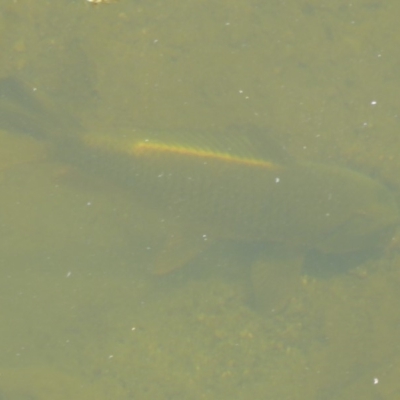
[[0, 77, 398, 314]]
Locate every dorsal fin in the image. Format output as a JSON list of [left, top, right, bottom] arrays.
[[223, 125, 293, 166]]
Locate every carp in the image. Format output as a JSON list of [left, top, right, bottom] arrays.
[[79, 129, 399, 311], [0, 77, 398, 312]]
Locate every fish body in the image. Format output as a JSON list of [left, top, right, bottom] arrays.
[[81, 131, 397, 311], [81, 130, 399, 260], [1, 77, 399, 310]]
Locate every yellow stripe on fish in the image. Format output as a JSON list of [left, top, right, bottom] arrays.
[[82, 132, 282, 171], [131, 141, 281, 170]]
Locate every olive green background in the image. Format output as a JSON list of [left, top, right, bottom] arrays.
[[0, 1, 400, 399]]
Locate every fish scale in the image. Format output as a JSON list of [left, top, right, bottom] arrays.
[[81, 131, 287, 240], [79, 130, 398, 254]]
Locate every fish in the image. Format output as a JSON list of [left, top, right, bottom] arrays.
[[81, 129, 399, 257], [79, 129, 399, 311], [1, 77, 398, 312]]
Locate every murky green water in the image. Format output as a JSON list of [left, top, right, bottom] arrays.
[[1, 0, 400, 399]]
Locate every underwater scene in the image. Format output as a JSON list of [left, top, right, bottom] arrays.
[[0, 1, 400, 399]]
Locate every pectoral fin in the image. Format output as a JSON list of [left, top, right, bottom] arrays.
[[153, 230, 211, 275], [251, 246, 303, 314]]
